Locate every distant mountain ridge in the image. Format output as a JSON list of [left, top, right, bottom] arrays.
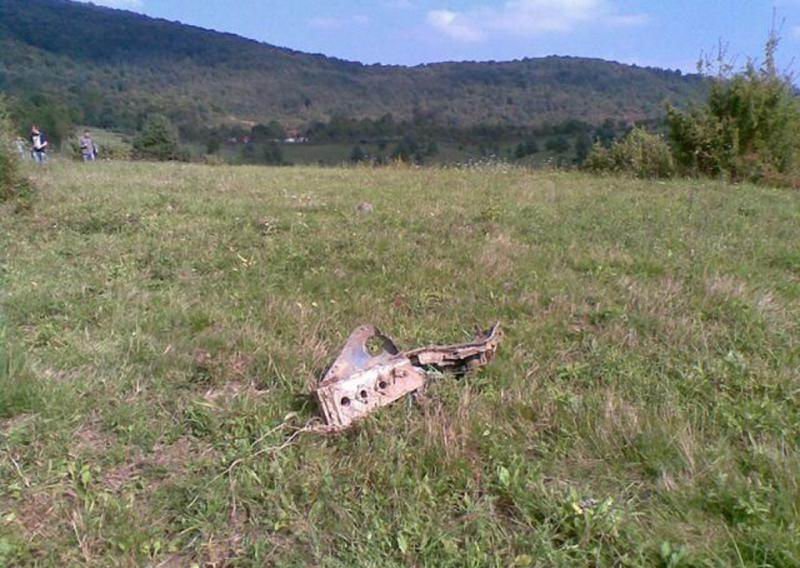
[[0, 0, 707, 134]]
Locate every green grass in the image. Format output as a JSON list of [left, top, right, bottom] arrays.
[[1, 161, 799, 566], [219, 139, 573, 167], [276, 140, 571, 167]]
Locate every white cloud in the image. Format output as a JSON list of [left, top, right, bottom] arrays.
[[606, 13, 650, 27], [427, 10, 485, 42], [792, 25, 800, 39], [77, 0, 143, 8], [426, 0, 647, 42], [309, 15, 370, 30]]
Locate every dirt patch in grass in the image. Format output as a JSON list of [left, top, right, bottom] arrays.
[[479, 232, 527, 278], [0, 413, 35, 435], [73, 416, 115, 455], [101, 436, 218, 493], [191, 347, 264, 384], [705, 274, 747, 299], [9, 490, 62, 541], [202, 380, 264, 404], [102, 462, 142, 493]]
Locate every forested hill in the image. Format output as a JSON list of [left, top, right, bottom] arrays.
[[0, 0, 706, 135]]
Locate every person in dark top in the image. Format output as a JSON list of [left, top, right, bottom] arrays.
[[30, 125, 48, 164]]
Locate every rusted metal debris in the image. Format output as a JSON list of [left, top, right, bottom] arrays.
[[316, 323, 502, 430]]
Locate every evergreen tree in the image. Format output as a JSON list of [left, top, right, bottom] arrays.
[[545, 136, 570, 154], [350, 145, 366, 163], [252, 121, 286, 141], [206, 137, 221, 155], [133, 114, 180, 161], [391, 136, 418, 163], [595, 118, 617, 147], [263, 142, 284, 165], [425, 141, 439, 157], [574, 133, 592, 164], [515, 139, 539, 159]]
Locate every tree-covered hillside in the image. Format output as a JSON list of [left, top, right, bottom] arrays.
[[0, 0, 707, 137]]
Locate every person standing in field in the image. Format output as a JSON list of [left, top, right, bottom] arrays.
[[15, 136, 27, 160], [30, 125, 48, 164], [79, 130, 97, 162]]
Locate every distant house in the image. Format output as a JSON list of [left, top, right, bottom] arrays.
[[283, 128, 308, 144]]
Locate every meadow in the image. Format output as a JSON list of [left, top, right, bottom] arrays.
[[1, 161, 799, 566], [69, 125, 578, 167]]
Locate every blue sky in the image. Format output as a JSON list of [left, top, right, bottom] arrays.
[[81, 1, 800, 72]]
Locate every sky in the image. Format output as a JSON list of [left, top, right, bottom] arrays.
[[79, 0, 800, 72]]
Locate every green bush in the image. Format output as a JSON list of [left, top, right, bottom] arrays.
[[97, 141, 133, 161], [0, 96, 31, 203], [584, 127, 675, 179], [132, 114, 180, 161], [667, 34, 800, 187]]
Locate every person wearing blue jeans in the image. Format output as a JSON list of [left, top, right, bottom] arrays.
[[30, 125, 48, 164]]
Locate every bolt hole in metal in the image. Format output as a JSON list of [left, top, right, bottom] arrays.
[[319, 323, 501, 429], [365, 336, 386, 356]]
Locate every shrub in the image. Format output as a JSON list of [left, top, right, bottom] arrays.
[[97, 141, 133, 161], [545, 136, 571, 154], [133, 114, 180, 161], [667, 33, 800, 186], [514, 139, 539, 159], [0, 96, 32, 203], [584, 127, 675, 179], [350, 145, 367, 163], [203, 153, 225, 166]]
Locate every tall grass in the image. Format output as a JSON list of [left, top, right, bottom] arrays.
[[1, 161, 798, 565], [0, 96, 33, 207]]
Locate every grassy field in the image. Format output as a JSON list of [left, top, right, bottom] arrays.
[[1, 161, 799, 566], [277, 141, 572, 167]]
